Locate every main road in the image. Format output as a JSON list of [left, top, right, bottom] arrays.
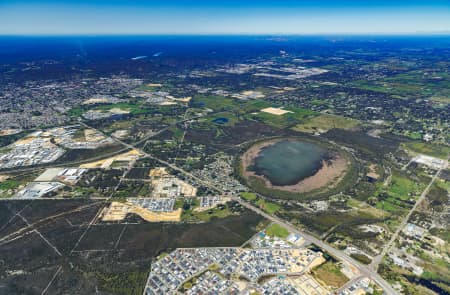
[[370, 156, 449, 270], [98, 124, 400, 295]]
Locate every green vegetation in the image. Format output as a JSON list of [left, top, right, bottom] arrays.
[[209, 112, 239, 126], [350, 253, 372, 264], [192, 205, 233, 222], [181, 200, 236, 222], [388, 172, 421, 200], [0, 130, 32, 148], [249, 106, 317, 129], [95, 102, 146, 115], [240, 192, 257, 201], [311, 261, 349, 288], [240, 193, 281, 215], [374, 170, 426, 216], [402, 141, 450, 159], [0, 180, 21, 191], [256, 198, 280, 214], [72, 128, 86, 141], [265, 223, 289, 238], [67, 107, 84, 118], [293, 114, 359, 134], [95, 271, 148, 295], [352, 70, 450, 103], [379, 262, 444, 295], [192, 95, 238, 112]]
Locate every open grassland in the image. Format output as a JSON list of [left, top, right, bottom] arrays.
[[402, 141, 450, 159], [239, 192, 280, 215], [389, 172, 422, 200], [181, 200, 240, 222], [375, 170, 426, 216], [240, 192, 258, 201], [191, 95, 238, 112], [0, 179, 20, 191], [346, 198, 389, 219], [311, 261, 349, 289], [265, 223, 289, 238], [256, 198, 281, 214], [351, 70, 450, 99], [293, 114, 359, 134]]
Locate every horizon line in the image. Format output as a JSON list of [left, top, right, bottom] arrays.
[[1, 31, 450, 37]]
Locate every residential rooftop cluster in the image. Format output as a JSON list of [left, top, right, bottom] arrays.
[[184, 271, 240, 295], [0, 76, 143, 129], [129, 197, 175, 212], [145, 248, 238, 294], [144, 247, 324, 294], [198, 196, 227, 210], [259, 277, 301, 295], [193, 154, 247, 194]]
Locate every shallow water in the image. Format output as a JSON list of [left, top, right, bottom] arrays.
[[252, 140, 327, 186]]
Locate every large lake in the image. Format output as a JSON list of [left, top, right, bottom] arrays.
[[252, 140, 327, 186]]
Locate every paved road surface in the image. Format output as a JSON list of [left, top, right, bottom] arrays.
[[101, 127, 399, 295], [370, 156, 449, 270]]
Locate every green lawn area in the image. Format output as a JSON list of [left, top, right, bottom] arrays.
[[293, 114, 359, 134], [239, 192, 280, 214], [0, 180, 21, 191], [181, 200, 233, 222], [67, 107, 84, 118], [374, 171, 420, 215], [388, 172, 420, 200], [239, 100, 272, 113], [193, 206, 233, 222], [265, 223, 289, 238], [375, 199, 405, 214], [240, 192, 257, 201], [402, 141, 450, 159], [256, 198, 281, 214], [191, 95, 238, 112]]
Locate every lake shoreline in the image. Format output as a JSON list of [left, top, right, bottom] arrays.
[[241, 138, 349, 193]]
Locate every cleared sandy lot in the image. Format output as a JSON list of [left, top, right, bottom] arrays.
[[102, 201, 182, 222], [261, 107, 293, 116]]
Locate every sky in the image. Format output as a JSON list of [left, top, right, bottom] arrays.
[[1, 0, 450, 35]]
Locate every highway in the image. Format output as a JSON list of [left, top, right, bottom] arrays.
[[3, 118, 399, 294], [101, 126, 400, 295]]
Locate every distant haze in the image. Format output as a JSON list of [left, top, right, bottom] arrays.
[[1, 0, 450, 35]]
